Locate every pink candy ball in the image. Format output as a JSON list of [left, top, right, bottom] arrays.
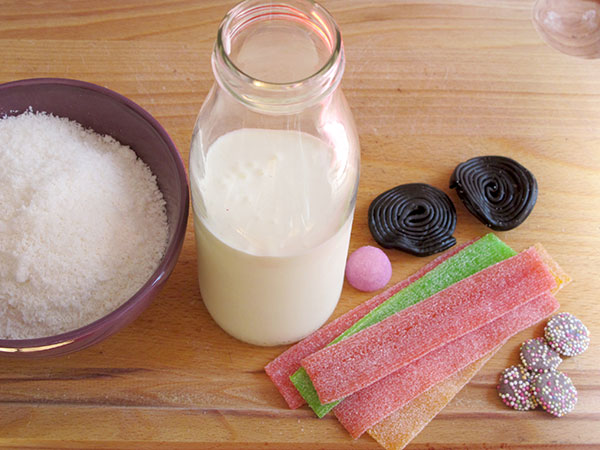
[[345, 245, 392, 292]]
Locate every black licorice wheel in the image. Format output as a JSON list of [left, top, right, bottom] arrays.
[[368, 183, 456, 256], [449, 155, 537, 231]]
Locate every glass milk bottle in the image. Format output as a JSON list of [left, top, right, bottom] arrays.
[[189, 0, 360, 346]]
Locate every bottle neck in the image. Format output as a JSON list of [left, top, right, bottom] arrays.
[[212, 0, 344, 114]]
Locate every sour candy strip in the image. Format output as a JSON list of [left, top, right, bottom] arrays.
[[264, 242, 468, 409], [291, 233, 516, 416], [367, 352, 495, 450], [302, 247, 556, 404], [366, 244, 570, 449], [533, 243, 572, 288], [333, 291, 560, 438]]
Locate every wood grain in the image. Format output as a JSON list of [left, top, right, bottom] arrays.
[[0, 1, 599, 448]]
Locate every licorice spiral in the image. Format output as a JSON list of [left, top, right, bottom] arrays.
[[368, 183, 457, 256], [449, 156, 537, 231]]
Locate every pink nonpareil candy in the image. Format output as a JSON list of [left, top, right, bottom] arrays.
[[302, 247, 557, 405], [334, 291, 560, 438], [345, 246, 392, 292], [264, 243, 469, 409]]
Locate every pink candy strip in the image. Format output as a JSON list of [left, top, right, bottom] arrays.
[[302, 247, 557, 404], [334, 291, 559, 438], [265, 242, 469, 409]]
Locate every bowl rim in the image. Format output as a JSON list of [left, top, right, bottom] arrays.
[[0, 77, 189, 352]]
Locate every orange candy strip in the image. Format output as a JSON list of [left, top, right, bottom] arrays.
[[368, 351, 496, 450]]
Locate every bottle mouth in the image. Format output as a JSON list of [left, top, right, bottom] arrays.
[[213, 0, 344, 112]]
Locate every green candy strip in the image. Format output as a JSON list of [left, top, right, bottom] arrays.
[[290, 233, 516, 417]]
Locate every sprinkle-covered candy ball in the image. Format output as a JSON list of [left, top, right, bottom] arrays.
[[544, 312, 590, 357], [532, 370, 578, 417], [345, 246, 392, 292], [520, 337, 562, 373], [497, 365, 537, 411]]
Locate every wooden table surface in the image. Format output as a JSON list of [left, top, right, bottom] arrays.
[[1, 1, 599, 448]]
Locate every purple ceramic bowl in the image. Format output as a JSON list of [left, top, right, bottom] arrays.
[[0, 78, 189, 358]]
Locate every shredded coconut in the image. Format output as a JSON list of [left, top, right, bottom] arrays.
[[0, 111, 169, 339]]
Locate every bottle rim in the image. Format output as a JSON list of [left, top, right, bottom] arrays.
[[212, 0, 345, 113]]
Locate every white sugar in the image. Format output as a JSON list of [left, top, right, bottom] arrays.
[[0, 111, 169, 339]]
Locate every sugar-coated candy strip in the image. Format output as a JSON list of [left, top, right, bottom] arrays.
[[303, 247, 557, 404], [533, 243, 572, 288], [333, 291, 560, 437], [265, 242, 469, 409], [367, 351, 496, 450], [367, 251, 570, 448], [291, 233, 516, 416], [331, 235, 515, 346]]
